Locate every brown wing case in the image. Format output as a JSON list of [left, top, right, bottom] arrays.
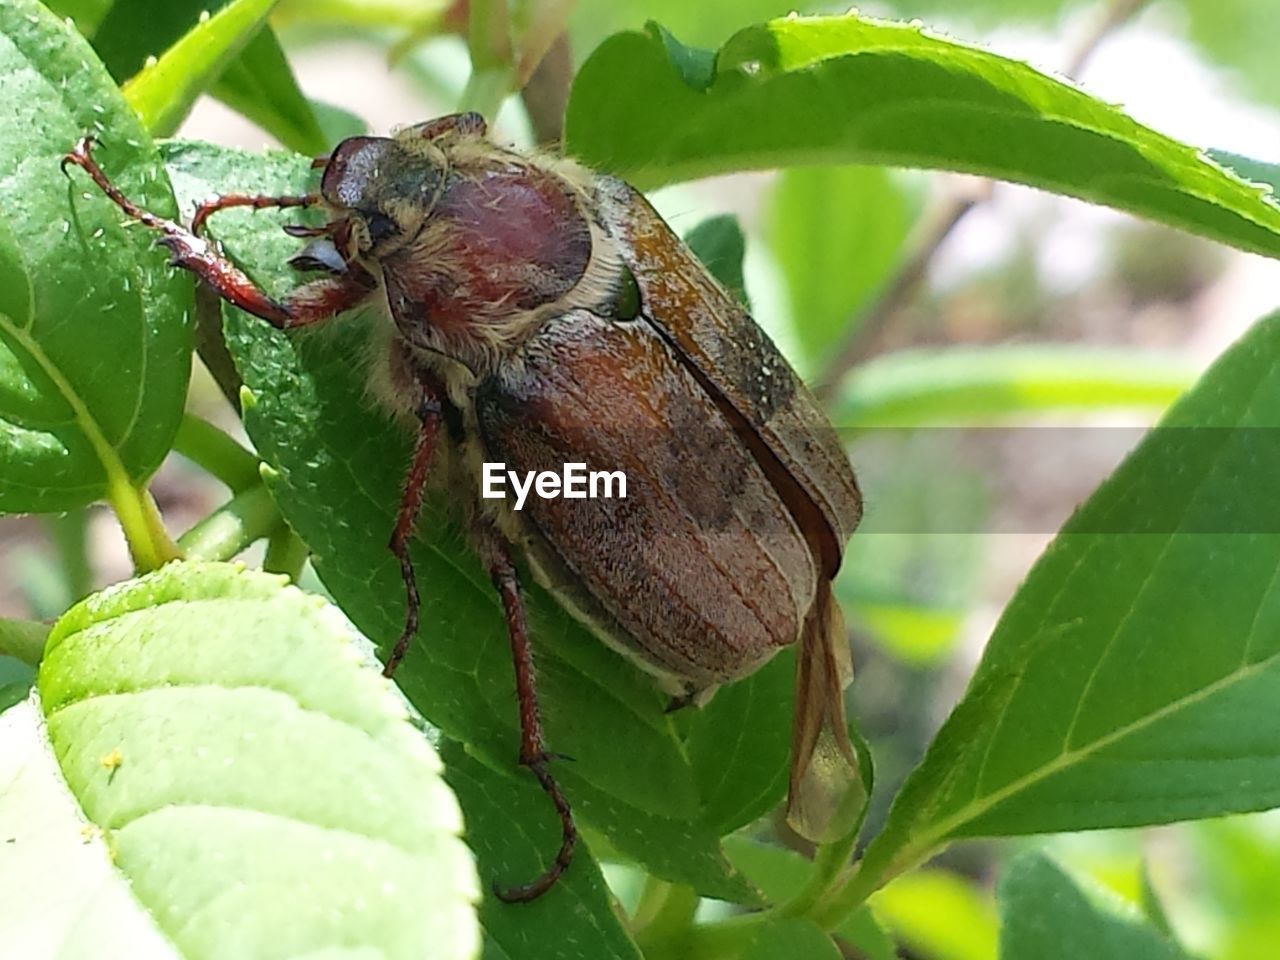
[[474, 309, 820, 691], [596, 178, 863, 576]]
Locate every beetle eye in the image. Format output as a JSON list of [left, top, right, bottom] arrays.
[[612, 266, 641, 321], [363, 210, 398, 243]]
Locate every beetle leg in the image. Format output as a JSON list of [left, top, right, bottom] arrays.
[[483, 538, 577, 903], [191, 192, 319, 236], [63, 136, 374, 329], [382, 383, 444, 678]]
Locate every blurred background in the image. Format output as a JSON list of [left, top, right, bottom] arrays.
[[4, 1, 1280, 956]]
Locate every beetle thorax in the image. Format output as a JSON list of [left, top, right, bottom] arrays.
[[379, 152, 597, 373]]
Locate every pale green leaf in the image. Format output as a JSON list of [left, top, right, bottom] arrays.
[[11, 560, 480, 959], [833, 346, 1195, 429]]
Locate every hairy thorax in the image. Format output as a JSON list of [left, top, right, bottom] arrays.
[[382, 155, 602, 374]]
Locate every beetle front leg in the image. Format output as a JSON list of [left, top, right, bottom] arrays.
[[63, 136, 373, 329], [191, 192, 320, 235]]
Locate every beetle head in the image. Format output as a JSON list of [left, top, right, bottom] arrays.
[[319, 135, 447, 256]]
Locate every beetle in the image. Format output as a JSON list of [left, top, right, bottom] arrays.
[[62, 113, 865, 901]]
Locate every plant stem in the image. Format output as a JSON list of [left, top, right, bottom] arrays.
[[777, 829, 861, 921], [632, 879, 700, 956], [460, 0, 513, 116], [177, 484, 280, 562], [644, 913, 768, 960], [108, 475, 182, 572], [44, 509, 92, 602], [0, 618, 51, 668], [460, 66, 512, 118], [275, 0, 450, 29], [174, 412, 261, 492], [263, 524, 309, 581], [813, 0, 1153, 400]]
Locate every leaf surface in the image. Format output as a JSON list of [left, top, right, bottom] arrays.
[[4, 560, 479, 959], [565, 16, 1280, 259], [0, 0, 191, 513], [998, 853, 1189, 960], [855, 309, 1280, 891]]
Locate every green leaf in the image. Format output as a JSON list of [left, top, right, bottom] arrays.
[[160, 140, 754, 901], [309, 97, 371, 145], [852, 307, 1280, 897], [569, 0, 829, 59], [93, 0, 214, 78], [9, 560, 479, 958], [1188, 815, 1280, 957], [0, 0, 191, 513], [95, 0, 326, 153], [684, 213, 750, 308], [123, 0, 278, 138], [565, 16, 1280, 259], [767, 165, 918, 366], [744, 919, 842, 960], [999, 853, 1189, 960], [1181, 0, 1280, 113], [0, 617, 48, 667], [212, 27, 330, 155], [441, 741, 642, 960], [724, 836, 896, 959], [832, 346, 1196, 429], [685, 650, 792, 835], [40, 0, 116, 36], [837, 430, 988, 665], [1138, 860, 1175, 938], [567, 773, 762, 905], [872, 869, 999, 960], [651, 22, 717, 90], [0, 655, 35, 712], [1209, 150, 1280, 195]]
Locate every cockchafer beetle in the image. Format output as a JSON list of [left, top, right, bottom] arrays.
[[63, 113, 865, 901]]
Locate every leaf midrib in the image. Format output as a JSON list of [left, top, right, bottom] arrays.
[[0, 310, 132, 495], [884, 641, 1280, 879]]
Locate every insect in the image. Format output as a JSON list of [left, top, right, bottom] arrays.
[[63, 113, 865, 901]]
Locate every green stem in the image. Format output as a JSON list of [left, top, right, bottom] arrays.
[[263, 524, 309, 581], [178, 484, 280, 562], [632, 879, 700, 956], [460, 0, 513, 116], [460, 66, 512, 118], [108, 476, 182, 571], [275, 0, 448, 28], [44, 509, 92, 602], [174, 413, 260, 492], [644, 913, 768, 960], [0, 618, 51, 668], [811, 844, 926, 931], [778, 831, 861, 922]]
